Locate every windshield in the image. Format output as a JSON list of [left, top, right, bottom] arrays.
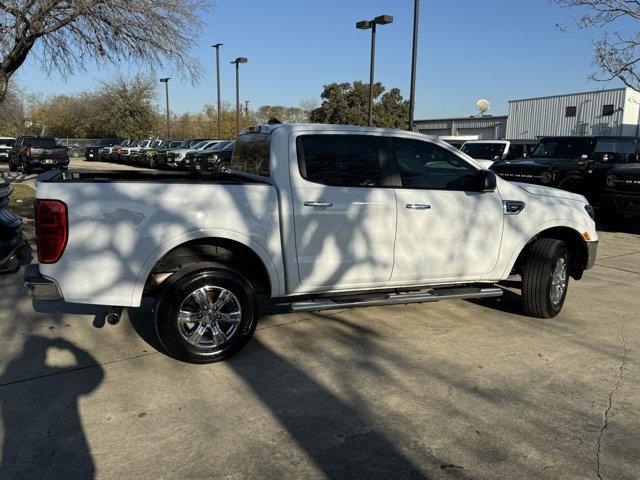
[[98, 138, 120, 147], [169, 141, 182, 148], [191, 141, 211, 150], [24, 137, 58, 148], [0, 138, 14, 147], [461, 142, 506, 160], [530, 138, 597, 159], [150, 140, 162, 148], [138, 140, 150, 147], [211, 140, 231, 151], [178, 140, 191, 148], [222, 141, 235, 151]]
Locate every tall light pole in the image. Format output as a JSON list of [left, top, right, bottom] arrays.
[[408, 0, 420, 131], [356, 15, 393, 127], [244, 100, 250, 118], [212, 43, 223, 139], [231, 57, 248, 137], [159, 78, 170, 138]]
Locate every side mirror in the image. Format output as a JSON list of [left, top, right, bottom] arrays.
[[480, 170, 497, 192]]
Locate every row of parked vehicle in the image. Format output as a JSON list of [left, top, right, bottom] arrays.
[[85, 138, 236, 172], [460, 136, 640, 221]]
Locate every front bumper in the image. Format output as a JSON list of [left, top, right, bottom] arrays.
[[24, 264, 63, 301], [600, 192, 640, 216], [585, 240, 598, 270]]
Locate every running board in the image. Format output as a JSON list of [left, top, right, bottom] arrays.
[[289, 287, 503, 313]]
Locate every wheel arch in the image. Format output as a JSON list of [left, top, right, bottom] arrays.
[[131, 230, 283, 306], [510, 225, 589, 280]]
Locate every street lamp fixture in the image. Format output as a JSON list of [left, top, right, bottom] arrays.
[[159, 78, 170, 139], [231, 57, 248, 137], [355, 15, 394, 126], [212, 43, 223, 139]]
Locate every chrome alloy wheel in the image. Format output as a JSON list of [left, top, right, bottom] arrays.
[[176, 286, 242, 349], [550, 256, 568, 306]]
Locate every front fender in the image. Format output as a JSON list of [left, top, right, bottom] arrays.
[[496, 219, 591, 280]]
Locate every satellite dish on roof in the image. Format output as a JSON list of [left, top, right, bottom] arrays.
[[476, 99, 491, 116]]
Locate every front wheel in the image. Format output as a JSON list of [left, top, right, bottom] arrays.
[[155, 262, 259, 363], [521, 238, 569, 318]]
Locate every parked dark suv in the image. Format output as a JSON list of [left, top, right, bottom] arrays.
[[85, 137, 122, 161], [601, 163, 640, 218], [491, 136, 640, 204], [8, 136, 69, 174]]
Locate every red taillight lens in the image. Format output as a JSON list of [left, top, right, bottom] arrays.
[[35, 199, 68, 264]]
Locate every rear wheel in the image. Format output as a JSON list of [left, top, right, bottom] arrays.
[[155, 262, 258, 363], [521, 238, 569, 318]]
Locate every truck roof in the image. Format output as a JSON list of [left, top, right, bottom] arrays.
[[242, 122, 439, 140]]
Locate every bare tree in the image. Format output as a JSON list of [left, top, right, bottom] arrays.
[[555, 0, 640, 89], [0, 0, 209, 102]]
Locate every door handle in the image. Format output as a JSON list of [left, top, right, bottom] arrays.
[[405, 203, 431, 210], [304, 201, 333, 208]]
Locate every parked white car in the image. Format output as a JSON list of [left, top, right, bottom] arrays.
[[26, 124, 598, 363], [460, 140, 529, 168]]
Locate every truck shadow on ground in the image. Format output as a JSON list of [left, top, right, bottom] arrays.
[[0, 335, 103, 480]]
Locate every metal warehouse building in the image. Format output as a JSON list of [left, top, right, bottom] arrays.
[[507, 87, 640, 140], [413, 116, 507, 144]]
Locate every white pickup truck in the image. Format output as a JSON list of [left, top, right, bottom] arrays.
[[25, 123, 598, 363]]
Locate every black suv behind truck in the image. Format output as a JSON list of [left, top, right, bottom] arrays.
[[601, 163, 640, 218], [9, 136, 69, 174], [491, 136, 640, 205]]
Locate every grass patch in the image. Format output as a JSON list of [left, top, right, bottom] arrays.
[[7, 183, 35, 220]]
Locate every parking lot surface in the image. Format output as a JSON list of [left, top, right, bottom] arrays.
[[0, 159, 638, 479]]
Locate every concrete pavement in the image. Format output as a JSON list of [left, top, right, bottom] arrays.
[[0, 229, 638, 479]]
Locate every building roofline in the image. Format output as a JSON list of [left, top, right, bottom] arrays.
[[414, 115, 508, 123], [508, 87, 632, 103]]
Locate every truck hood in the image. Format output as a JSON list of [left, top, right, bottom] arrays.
[[515, 182, 587, 203]]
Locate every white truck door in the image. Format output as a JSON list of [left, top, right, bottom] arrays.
[[290, 133, 396, 288], [386, 136, 504, 283]]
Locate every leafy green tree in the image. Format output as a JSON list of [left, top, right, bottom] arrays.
[[93, 75, 161, 139], [309, 81, 409, 129]]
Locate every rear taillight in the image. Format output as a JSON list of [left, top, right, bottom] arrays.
[[35, 199, 68, 264]]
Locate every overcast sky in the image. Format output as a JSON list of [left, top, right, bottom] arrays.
[[12, 0, 635, 119]]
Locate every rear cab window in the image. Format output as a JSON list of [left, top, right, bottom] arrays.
[[23, 137, 59, 148], [230, 132, 271, 177], [296, 134, 381, 187]]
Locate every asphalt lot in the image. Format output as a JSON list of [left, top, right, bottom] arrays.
[[0, 158, 638, 479]]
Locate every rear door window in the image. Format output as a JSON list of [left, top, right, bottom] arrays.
[[297, 134, 381, 187], [23, 137, 58, 148]]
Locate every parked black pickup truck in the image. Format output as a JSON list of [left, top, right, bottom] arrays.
[[85, 137, 122, 161], [601, 163, 640, 218], [0, 185, 31, 274], [491, 136, 640, 204], [8, 136, 69, 174]]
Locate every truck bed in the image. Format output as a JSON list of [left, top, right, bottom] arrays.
[[36, 169, 269, 185]]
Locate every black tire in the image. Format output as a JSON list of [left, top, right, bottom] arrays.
[[155, 262, 259, 363], [521, 238, 569, 318]]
